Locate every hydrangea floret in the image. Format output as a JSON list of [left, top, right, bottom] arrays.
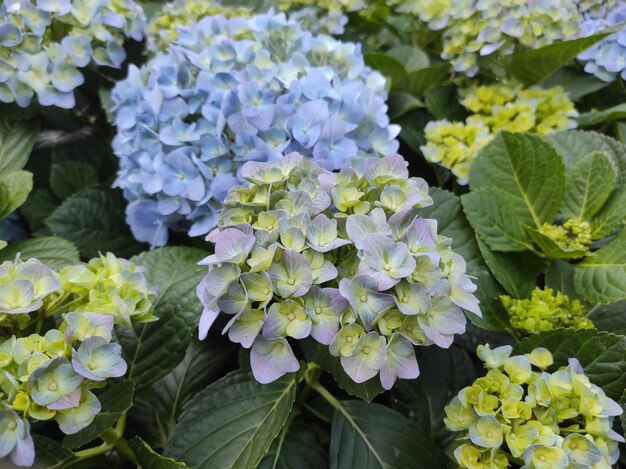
[[108, 12, 399, 247], [196, 153, 481, 389], [421, 82, 577, 183], [501, 287, 593, 334], [0, 0, 145, 108], [445, 345, 624, 469], [577, 1, 626, 82], [0, 253, 156, 466], [539, 219, 593, 254]]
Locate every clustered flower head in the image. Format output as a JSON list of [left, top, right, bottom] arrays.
[[421, 82, 577, 183], [501, 287, 593, 335], [145, 0, 251, 54], [393, 0, 580, 76], [445, 345, 624, 469], [540, 219, 593, 254], [0, 0, 145, 108], [196, 154, 481, 389], [109, 12, 399, 248], [577, 0, 626, 82], [0, 254, 157, 467], [277, 0, 365, 34]]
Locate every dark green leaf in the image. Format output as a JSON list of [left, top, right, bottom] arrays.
[[165, 370, 297, 469], [542, 67, 608, 101], [578, 103, 626, 127], [508, 30, 618, 85], [129, 437, 189, 469], [330, 400, 444, 469], [50, 161, 99, 200], [574, 229, 626, 303], [424, 86, 466, 121], [406, 63, 449, 97], [0, 118, 40, 174], [590, 186, 626, 239], [364, 53, 407, 89], [386, 46, 429, 73], [513, 329, 626, 400], [118, 247, 207, 393], [0, 237, 79, 269], [63, 379, 135, 449], [33, 435, 75, 469], [46, 187, 146, 258], [545, 260, 579, 299], [587, 301, 626, 336], [20, 189, 60, 232], [258, 421, 328, 469], [387, 92, 424, 120]]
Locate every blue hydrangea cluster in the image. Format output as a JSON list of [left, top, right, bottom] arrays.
[[0, 254, 156, 467], [577, 1, 626, 82], [0, 0, 145, 108], [108, 12, 399, 247], [196, 154, 481, 388]]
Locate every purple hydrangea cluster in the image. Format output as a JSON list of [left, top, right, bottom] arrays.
[[196, 154, 481, 389], [578, 1, 626, 81], [0, 0, 145, 108], [108, 12, 399, 247]]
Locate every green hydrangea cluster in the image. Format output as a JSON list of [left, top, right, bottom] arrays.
[[146, 0, 251, 53], [445, 345, 624, 469], [501, 288, 593, 334], [540, 219, 593, 253], [0, 254, 156, 466], [421, 82, 577, 183]]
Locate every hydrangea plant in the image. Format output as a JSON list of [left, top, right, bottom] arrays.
[[445, 345, 624, 469], [0, 254, 156, 466], [421, 82, 577, 183], [0, 0, 145, 108], [196, 153, 481, 388], [109, 12, 399, 247]]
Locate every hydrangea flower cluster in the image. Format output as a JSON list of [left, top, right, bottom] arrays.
[[421, 82, 577, 183], [277, 0, 365, 34], [540, 219, 593, 254], [445, 345, 624, 469], [0, 0, 145, 108], [145, 0, 251, 54], [109, 12, 399, 247], [577, 1, 626, 82], [196, 154, 481, 389], [0, 254, 156, 467], [501, 288, 593, 334], [393, 0, 580, 76]]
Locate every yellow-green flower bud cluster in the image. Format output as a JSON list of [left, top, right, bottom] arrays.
[[146, 0, 251, 53], [445, 345, 624, 469], [59, 253, 157, 328], [501, 288, 593, 334], [421, 82, 577, 184], [540, 219, 593, 253]]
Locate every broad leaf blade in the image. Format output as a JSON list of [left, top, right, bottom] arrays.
[[50, 161, 99, 201], [0, 237, 79, 269], [577, 103, 626, 127], [587, 301, 626, 336], [129, 437, 189, 469], [258, 421, 328, 469], [165, 370, 296, 469], [118, 247, 207, 392], [33, 435, 75, 469], [590, 186, 626, 239], [0, 170, 33, 219], [0, 118, 40, 174], [525, 226, 587, 259]]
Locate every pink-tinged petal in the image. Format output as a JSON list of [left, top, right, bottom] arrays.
[[394, 282, 431, 316], [345, 213, 391, 250], [340, 332, 386, 383], [47, 387, 81, 410], [201, 265, 241, 298], [339, 276, 395, 330], [364, 154, 409, 184], [405, 218, 440, 264], [387, 209, 417, 240], [361, 234, 392, 271], [313, 261, 338, 284], [250, 336, 300, 384], [380, 334, 419, 390], [10, 428, 34, 467], [228, 309, 264, 348], [198, 307, 219, 340], [199, 228, 256, 265]]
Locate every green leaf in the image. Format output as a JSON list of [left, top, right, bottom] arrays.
[[406, 63, 449, 97], [129, 437, 189, 469], [469, 132, 565, 229], [50, 161, 99, 200], [525, 226, 588, 259], [45, 187, 145, 258], [616, 121, 626, 145], [258, 421, 328, 469], [541, 67, 608, 101], [574, 229, 626, 303], [165, 370, 297, 469], [20, 189, 61, 232], [562, 151, 616, 220], [0, 236, 79, 269], [137, 337, 236, 444], [63, 379, 135, 449], [476, 236, 543, 298], [590, 186, 626, 239], [386, 46, 429, 73], [330, 401, 445, 469], [513, 329, 626, 400], [0, 118, 40, 174], [364, 53, 407, 89], [546, 130, 626, 185], [578, 103, 626, 127], [587, 301, 626, 336], [462, 188, 533, 252], [117, 247, 207, 393], [424, 86, 466, 121], [387, 92, 424, 120], [0, 170, 33, 219], [314, 344, 384, 402], [545, 260, 579, 299], [508, 30, 618, 85], [33, 435, 75, 469]]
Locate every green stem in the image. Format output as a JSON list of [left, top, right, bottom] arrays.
[[72, 414, 136, 465], [304, 364, 343, 412]]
